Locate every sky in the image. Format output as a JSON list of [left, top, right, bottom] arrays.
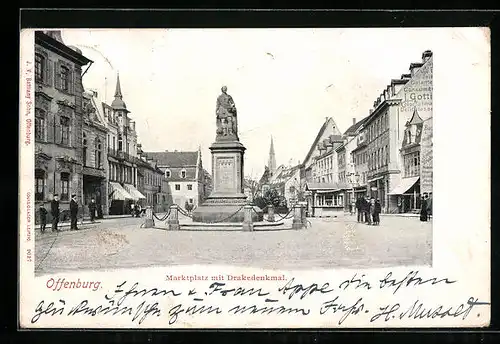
[[59, 28, 489, 179]]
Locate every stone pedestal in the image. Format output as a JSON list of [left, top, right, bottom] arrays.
[[192, 140, 263, 223], [267, 204, 275, 222], [292, 203, 305, 230], [242, 205, 254, 232], [144, 207, 154, 228], [167, 205, 180, 231]]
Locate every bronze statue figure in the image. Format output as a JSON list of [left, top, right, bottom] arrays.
[[216, 86, 238, 138]]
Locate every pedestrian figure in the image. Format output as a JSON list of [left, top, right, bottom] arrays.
[[50, 194, 60, 232], [70, 194, 79, 230], [364, 196, 372, 225], [369, 198, 376, 225], [130, 203, 135, 217], [373, 199, 382, 225], [420, 195, 428, 222], [136, 204, 142, 218], [97, 203, 103, 219], [89, 198, 96, 223], [350, 200, 356, 216], [426, 193, 432, 220], [39, 204, 48, 233], [356, 197, 363, 222]]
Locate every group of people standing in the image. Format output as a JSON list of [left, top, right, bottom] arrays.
[[38, 195, 100, 233], [130, 203, 143, 218], [355, 196, 382, 226]]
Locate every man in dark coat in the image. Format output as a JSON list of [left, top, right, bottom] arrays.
[[363, 196, 372, 225], [373, 199, 382, 225], [70, 194, 79, 230], [89, 198, 96, 223], [50, 194, 60, 232], [420, 195, 428, 222], [426, 193, 433, 220], [39, 204, 48, 233], [355, 197, 363, 222]]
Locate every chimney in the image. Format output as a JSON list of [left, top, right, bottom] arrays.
[[352, 117, 356, 125], [422, 50, 433, 63]]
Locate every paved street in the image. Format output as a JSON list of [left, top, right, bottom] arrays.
[[34, 214, 432, 276]]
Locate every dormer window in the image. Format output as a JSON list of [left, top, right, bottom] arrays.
[[165, 169, 171, 178], [180, 169, 186, 179]]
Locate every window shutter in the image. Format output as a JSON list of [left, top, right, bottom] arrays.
[[54, 61, 60, 90], [68, 118, 73, 147], [46, 115, 54, 143], [54, 117, 62, 144], [46, 58, 53, 87], [69, 68, 74, 95]]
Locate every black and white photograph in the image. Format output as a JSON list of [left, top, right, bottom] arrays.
[[19, 26, 490, 329]]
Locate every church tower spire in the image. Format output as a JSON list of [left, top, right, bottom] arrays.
[[268, 136, 276, 176], [111, 72, 128, 113]]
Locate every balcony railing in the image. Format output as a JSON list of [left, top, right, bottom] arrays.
[[107, 148, 134, 163]]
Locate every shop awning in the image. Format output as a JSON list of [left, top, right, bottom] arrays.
[[124, 183, 146, 200], [109, 182, 134, 200], [388, 177, 420, 195]]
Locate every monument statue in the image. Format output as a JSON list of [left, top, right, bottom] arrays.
[[191, 86, 263, 224], [216, 86, 238, 139]]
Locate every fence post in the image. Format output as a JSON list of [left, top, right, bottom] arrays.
[[168, 204, 180, 231], [242, 205, 254, 232], [144, 207, 154, 228], [292, 203, 304, 229], [267, 204, 275, 222]]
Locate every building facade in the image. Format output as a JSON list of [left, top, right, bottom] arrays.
[[143, 150, 206, 209], [103, 74, 144, 215], [81, 90, 108, 217], [356, 50, 433, 213], [135, 151, 170, 213], [299, 117, 348, 217], [34, 30, 92, 222], [265, 164, 301, 207]]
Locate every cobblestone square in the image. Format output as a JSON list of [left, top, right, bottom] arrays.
[[34, 214, 432, 276]]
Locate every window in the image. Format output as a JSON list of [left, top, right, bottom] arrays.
[[189, 198, 193, 204], [60, 172, 70, 201], [112, 136, 116, 151], [60, 116, 70, 145], [35, 169, 45, 201], [289, 186, 296, 194], [187, 184, 193, 191], [181, 170, 186, 179], [59, 65, 70, 92], [35, 109, 45, 141], [175, 184, 180, 191], [165, 169, 171, 178], [95, 138, 102, 168], [35, 54, 45, 82], [82, 132, 87, 166], [118, 134, 123, 151]]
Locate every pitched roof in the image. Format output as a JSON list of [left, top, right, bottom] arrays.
[[303, 117, 340, 166], [143, 151, 199, 167], [164, 166, 197, 182], [344, 116, 369, 136], [269, 164, 300, 186]]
